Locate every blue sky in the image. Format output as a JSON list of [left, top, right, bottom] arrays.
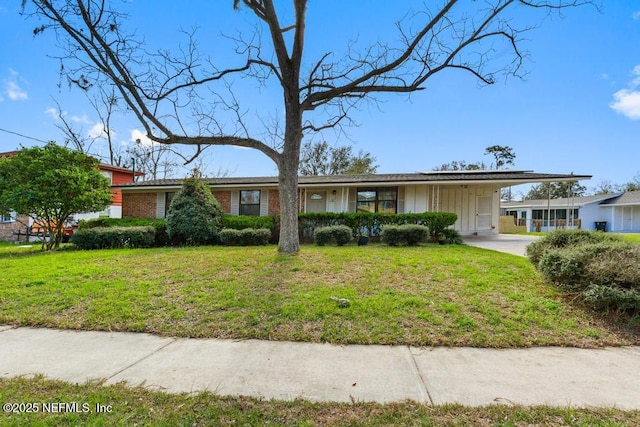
[[1, 1, 639, 197]]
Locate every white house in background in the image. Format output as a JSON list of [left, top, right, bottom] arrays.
[[501, 190, 640, 232], [114, 170, 591, 236]]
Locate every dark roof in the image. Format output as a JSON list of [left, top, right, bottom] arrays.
[[114, 170, 591, 190], [599, 190, 640, 206]]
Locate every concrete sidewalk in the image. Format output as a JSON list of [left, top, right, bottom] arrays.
[[463, 234, 540, 257], [1, 326, 639, 409]]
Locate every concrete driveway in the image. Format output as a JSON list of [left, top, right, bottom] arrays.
[[462, 234, 540, 257]]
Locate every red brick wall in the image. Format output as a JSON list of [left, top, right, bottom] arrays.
[[212, 191, 231, 214], [122, 193, 157, 218], [0, 214, 30, 242]]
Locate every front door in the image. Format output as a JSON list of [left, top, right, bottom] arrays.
[[623, 207, 633, 231], [306, 191, 326, 213], [476, 195, 492, 231]]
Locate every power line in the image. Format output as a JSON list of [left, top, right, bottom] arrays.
[[0, 127, 49, 144]]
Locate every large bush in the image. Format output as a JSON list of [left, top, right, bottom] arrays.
[[166, 178, 223, 245], [526, 229, 621, 266], [71, 226, 155, 249], [529, 230, 640, 316]]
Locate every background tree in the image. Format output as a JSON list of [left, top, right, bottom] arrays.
[[433, 160, 487, 171], [24, 0, 594, 253], [0, 143, 112, 250], [484, 145, 516, 169], [525, 181, 587, 200], [299, 141, 378, 175], [166, 176, 224, 245]]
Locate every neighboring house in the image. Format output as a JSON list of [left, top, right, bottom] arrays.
[[114, 170, 590, 236], [0, 150, 142, 241], [73, 163, 145, 221], [501, 190, 640, 232]]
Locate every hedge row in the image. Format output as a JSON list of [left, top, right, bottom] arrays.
[[527, 230, 640, 316], [298, 212, 457, 240], [219, 228, 271, 246], [71, 226, 155, 249], [77, 211, 459, 248]]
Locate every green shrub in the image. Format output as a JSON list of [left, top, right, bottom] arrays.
[[526, 229, 621, 266], [441, 228, 463, 244], [381, 224, 428, 246], [583, 285, 640, 315], [166, 178, 223, 245], [71, 226, 155, 249], [530, 230, 640, 316], [79, 217, 171, 247], [222, 215, 274, 230], [380, 225, 403, 246], [314, 225, 353, 246], [401, 224, 429, 245], [219, 228, 271, 246]]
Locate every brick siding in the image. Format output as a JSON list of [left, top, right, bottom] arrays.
[[212, 191, 231, 214], [0, 214, 30, 242], [122, 193, 157, 218]]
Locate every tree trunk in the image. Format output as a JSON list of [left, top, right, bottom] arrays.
[[277, 105, 303, 254]]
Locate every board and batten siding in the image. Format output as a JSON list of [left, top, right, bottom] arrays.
[[404, 184, 499, 234]]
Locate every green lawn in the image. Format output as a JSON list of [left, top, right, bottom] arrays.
[[617, 233, 640, 243], [0, 244, 636, 347], [1, 376, 638, 427]]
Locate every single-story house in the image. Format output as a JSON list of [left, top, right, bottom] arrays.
[[114, 170, 591, 236], [501, 190, 640, 232]]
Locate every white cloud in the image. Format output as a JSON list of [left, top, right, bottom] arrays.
[[3, 69, 28, 101], [71, 114, 91, 124], [610, 65, 640, 120], [610, 89, 640, 120], [44, 107, 58, 119], [130, 129, 154, 146], [6, 81, 28, 101], [633, 11, 640, 20]]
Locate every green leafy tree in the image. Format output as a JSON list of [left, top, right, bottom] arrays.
[[484, 145, 515, 169], [299, 141, 378, 175], [525, 181, 587, 200], [166, 177, 223, 245], [0, 143, 112, 250], [432, 160, 487, 171]]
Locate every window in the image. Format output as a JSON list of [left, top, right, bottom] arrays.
[[165, 192, 176, 216], [532, 209, 579, 226], [1, 212, 14, 223], [357, 187, 397, 213], [240, 190, 261, 216]]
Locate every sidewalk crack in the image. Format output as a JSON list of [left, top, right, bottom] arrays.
[[406, 346, 433, 405], [106, 338, 178, 380]]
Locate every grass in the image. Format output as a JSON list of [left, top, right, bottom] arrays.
[[617, 233, 640, 243], [1, 376, 638, 426], [0, 244, 636, 347]]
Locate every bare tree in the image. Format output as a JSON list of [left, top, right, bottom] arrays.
[[23, 0, 595, 253]]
